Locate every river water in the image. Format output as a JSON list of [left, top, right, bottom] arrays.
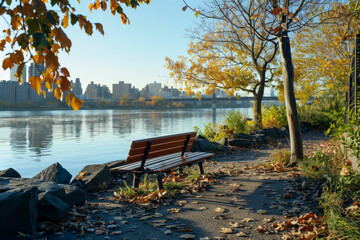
[[0, 108, 252, 178]]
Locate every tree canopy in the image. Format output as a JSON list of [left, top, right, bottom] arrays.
[[0, 0, 150, 110]]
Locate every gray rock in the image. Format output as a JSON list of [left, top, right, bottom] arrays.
[[72, 164, 111, 192], [233, 133, 253, 139], [0, 187, 38, 236], [0, 168, 21, 178], [216, 137, 228, 146], [191, 137, 227, 152], [0, 177, 67, 203], [106, 160, 126, 169], [38, 192, 70, 221], [63, 185, 87, 206], [32, 162, 72, 184], [264, 127, 286, 139]]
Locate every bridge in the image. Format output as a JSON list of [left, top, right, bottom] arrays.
[[158, 96, 281, 108]]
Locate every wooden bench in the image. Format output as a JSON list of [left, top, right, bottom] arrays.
[[110, 132, 214, 190]]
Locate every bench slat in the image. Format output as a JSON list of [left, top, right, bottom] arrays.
[[112, 152, 206, 172], [130, 132, 196, 149], [126, 144, 193, 164], [147, 153, 214, 172], [128, 138, 195, 156]]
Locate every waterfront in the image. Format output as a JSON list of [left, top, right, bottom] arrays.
[[0, 108, 252, 178]]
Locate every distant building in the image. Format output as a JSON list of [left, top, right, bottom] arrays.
[[85, 81, 100, 99], [85, 82, 111, 99], [130, 86, 140, 99], [148, 81, 161, 96], [270, 88, 276, 97], [0, 81, 17, 102], [112, 81, 131, 100], [160, 86, 173, 99], [28, 63, 45, 79], [72, 78, 83, 96], [10, 64, 27, 83]]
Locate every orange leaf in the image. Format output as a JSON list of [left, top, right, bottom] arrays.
[[71, 97, 83, 111], [29, 76, 42, 92], [2, 57, 13, 70], [60, 67, 70, 77], [271, 7, 282, 15], [62, 10, 69, 28], [54, 87, 62, 99], [95, 23, 104, 35], [66, 92, 73, 107]]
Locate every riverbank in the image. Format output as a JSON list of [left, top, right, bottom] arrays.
[[9, 130, 328, 240]]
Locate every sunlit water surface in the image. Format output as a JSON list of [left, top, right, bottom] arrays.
[[0, 108, 252, 178]]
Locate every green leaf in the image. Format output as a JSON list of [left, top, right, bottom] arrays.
[[16, 33, 27, 49], [47, 11, 59, 25], [116, 6, 123, 14], [25, 18, 39, 36], [70, 13, 78, 25], [33, 32, 47, 50], [51, 0, 56, 6]]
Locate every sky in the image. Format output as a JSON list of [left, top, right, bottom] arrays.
[[0, 0, 199, 91]]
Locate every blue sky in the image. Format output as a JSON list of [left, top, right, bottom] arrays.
[[0, 0, 198, 90]]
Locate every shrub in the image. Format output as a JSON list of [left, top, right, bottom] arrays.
[[225, 110, 248, 134], [262, 104, 288, 128]]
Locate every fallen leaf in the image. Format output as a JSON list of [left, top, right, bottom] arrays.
[[220, 228, 233, 234], [215, 207, 226, 213]]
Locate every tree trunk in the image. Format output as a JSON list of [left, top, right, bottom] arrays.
[[252, 93, 263, 129], [278, 32, 303, 164]]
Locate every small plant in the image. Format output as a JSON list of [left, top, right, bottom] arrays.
[[300, 151, 336, 179], [270, 148, 291, 165], [262, 104, 288, 128], [225, 110, 248, 134]]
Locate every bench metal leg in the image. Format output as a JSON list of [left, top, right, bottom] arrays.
[[157, 173, 164, 190], [132, 173, 142, 188], [198, 162, 204, 175], [178, 168, 183, 174]]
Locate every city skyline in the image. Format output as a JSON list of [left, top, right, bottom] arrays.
[[0, 0, 198, 89]]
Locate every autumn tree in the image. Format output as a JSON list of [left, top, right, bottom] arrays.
[[182, 0, 337, 164], [284, 2, 360, 104], [165, 14, 279, 128], [0, 0, 150, 110]]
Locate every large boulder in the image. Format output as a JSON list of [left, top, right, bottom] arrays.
[[0, 168, 21, 178], [32, 162, 72, 184], [72, 164, 111, 192], [63, 185, 87, 206], [0, 187, 38, 236], [38, 193, 70, 222], [191, 136, 227, 152], [264, 127, 286, 139]]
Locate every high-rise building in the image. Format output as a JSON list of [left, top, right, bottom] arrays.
[[112, 81, 131, 100], [85, 81, 100, 99], [72, 78, 83, 96], [28, 63, 45, 79], [270, 88, 275, 97], [148, 81, 161, 96], [10, 64, 27, 83]]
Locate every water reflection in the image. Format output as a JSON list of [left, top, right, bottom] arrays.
[[28, 118, 53, 156], [10, 120, 28, 154], [0, 108, 253, 177]]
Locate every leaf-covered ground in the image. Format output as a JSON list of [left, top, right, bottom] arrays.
[[33, 131, 332, 240]]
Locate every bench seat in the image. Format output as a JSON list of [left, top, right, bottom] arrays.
[[110, 132, 214, 190], [112, 152, 214, 173]]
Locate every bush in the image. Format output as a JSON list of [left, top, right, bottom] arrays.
[[262, 104, 288, 128], [299, 94, 344, 129], [225, 110, 248, 134], [194, 110, 249, 142]]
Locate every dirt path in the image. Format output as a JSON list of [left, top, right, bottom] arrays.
[[43, 131, 329, 240]]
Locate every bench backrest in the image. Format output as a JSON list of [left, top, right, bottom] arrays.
[[126, 132, 197, 164]]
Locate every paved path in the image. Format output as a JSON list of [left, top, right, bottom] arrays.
[[44, 131, 328, 240]]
